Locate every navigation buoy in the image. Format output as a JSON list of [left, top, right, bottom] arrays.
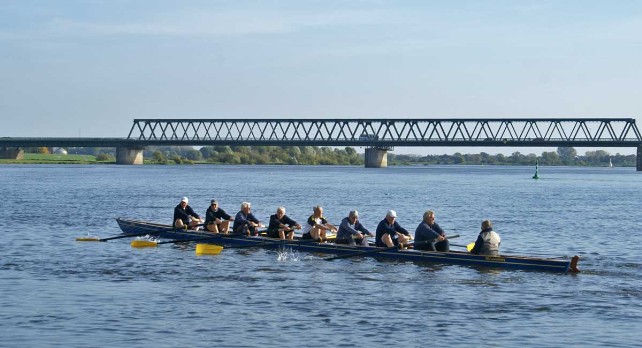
[[532, 159, 540, 179]]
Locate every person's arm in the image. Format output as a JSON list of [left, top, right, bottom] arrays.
[[283, 215, 299, 229], [339, 218, 360, 237], [394, 221, 410, 236], [186, 206, 201, 220], [432, 222, 446, 236], [220, 209, 232, 220], [355, 221, 372, 236], [470, 234, 484, 254], [320, 217, 337, 232], [247, 213, 261, 226], [235, 211, 249, 226], [415, 223, 439, 243]]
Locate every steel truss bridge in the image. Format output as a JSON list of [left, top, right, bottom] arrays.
[[124, 118, 642, 148]]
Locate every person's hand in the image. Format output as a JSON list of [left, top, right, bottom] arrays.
[[356, 232, 364, 239], [215, 218, 221, 224]]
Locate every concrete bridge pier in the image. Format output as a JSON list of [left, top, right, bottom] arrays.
[[637, 145, 642, 171], [0, 147, 24, 160], [365, 148, 388, 168], [116, 147, 144, 165]]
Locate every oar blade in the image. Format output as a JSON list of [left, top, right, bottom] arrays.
[[467, 242, 475, 252], [75, 237, 101, 242], [131, 240, 159, 248], [195, 244, 224, 255]]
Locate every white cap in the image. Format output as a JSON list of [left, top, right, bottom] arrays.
[[386, 210, 397, 218], [181, 197, 188, 203]]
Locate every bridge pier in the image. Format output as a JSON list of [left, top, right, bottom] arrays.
[[116, 147, 144, 165], [638, 146, 642, 172], [0, 147, 24, 160], [365, 148, 388, 168]]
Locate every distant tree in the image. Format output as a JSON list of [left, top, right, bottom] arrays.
[[557, 147, 577, 164], [541, 151, 561, 165], [184, 149, 203, 161], [453, 152, 465, 164], [151, 150, 166, 164], [199, 146, 215, 159]]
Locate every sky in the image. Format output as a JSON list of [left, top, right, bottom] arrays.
[[1, 0, 641, 155]]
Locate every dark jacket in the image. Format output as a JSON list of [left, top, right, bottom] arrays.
[[174, 203, 200, 226], [205, 207, 231, 225], [375, 218, 409, 247], [233, 211, 260, 233], [414, 221, 449, 251], [336, 217, 372, 241], [268, 214, 298, 231]]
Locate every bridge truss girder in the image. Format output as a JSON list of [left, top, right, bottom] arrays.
[[126, 118, 642, 147]]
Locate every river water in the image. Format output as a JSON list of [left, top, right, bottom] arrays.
[[1, 164, 641, 347]]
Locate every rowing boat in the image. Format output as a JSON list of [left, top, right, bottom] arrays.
[[116, 218, 580, 273]]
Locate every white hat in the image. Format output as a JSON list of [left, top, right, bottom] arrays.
[[386, 210, 397, 218], [181, 197, 188, 203]]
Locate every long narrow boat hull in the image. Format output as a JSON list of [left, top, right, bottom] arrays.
[[116, 218, 579, 273]]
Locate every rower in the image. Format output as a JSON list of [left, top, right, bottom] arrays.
[[173, 197, 203, 230], [232, 201, 263, 236], [301, 205, 337, 242], [375, 210, 412, 247], [267, 206, 301, 240], [335, 210, 373, 246], [204, 199, 234, 233], [469, 220, 501, 255]]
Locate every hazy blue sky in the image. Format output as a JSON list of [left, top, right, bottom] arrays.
[[2, 1, 641, 155]]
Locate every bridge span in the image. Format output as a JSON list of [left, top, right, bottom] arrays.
[[2, 118, 641, 169]]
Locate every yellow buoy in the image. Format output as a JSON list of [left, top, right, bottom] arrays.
[[195, 244, 223, 255], [131, 240, 159, 248]]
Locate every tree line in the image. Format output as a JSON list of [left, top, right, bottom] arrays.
[[26, 146, 637, 167], [389, 148, 635, 167]]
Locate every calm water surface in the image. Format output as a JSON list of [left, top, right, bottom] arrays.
[[1, 164, 641, 347]]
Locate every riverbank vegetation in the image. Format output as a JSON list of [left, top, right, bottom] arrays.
[[1, 146, 635, 167]]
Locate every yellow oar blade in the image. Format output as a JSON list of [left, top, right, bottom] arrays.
[[195, 244, 223, 255], [75, 237, 101, 241], [131, 240, 159, 248], [467, 242, 475, 252]]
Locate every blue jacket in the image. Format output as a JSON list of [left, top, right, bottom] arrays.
[[233, 211, 260, 232], [414, 222, 445, 244], [375, 218, 409, 247], [336, 217, 372, 241]]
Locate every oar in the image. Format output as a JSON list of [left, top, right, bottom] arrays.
[[450, 242, 475, 252], [76, 223, 206, 242], [194, 238, 324, 255], [131, 232, 248, 248], [76, 230, 158, 242], [132, 234, 321, 249]]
